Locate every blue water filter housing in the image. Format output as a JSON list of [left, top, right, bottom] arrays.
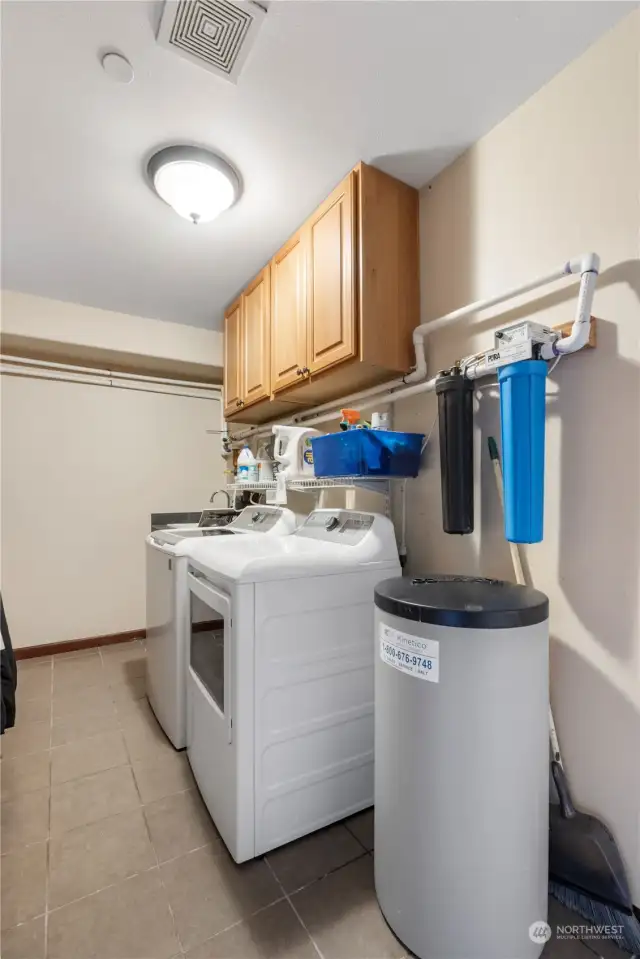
[[497, 360, 548, 543]]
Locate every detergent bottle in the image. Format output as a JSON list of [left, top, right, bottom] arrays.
[[236, 445, 258, 483], [272, 426, 322, 480]]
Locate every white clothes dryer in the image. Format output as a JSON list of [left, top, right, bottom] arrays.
[[184, 509, 401, 862]]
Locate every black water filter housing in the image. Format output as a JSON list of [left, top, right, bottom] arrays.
[[436, 369, 474, 534]]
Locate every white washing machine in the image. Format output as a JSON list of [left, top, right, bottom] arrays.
[[145, 505, 299, 749], [184, 509, 401, 863]]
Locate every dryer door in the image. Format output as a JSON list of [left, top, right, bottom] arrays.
[[187, 571, 232, 745], [187, 570, 247, 859]]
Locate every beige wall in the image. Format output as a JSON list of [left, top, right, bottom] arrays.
[[1, 373, 224, 648], [1, 291, 224, 381], [395, 13, 640, 898]]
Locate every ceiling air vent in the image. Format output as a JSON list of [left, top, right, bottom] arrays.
[[157, 0, 266, 83]]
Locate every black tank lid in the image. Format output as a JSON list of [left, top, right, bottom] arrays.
[[375, 575, 548, 629]]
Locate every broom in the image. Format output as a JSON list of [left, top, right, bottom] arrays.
[[488, 436, 640, 956]]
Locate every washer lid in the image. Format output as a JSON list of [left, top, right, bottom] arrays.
[[375, 574, 548, 629]]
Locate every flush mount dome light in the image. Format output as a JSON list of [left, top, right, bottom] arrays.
[[147, 146, 241, 225]]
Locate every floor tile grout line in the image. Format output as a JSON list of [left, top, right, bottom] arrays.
[[180, 891, 290, 955], [19, 837, 370, 929], [13, 648, 347, 959], [41, 862, 171, 921], [2, 732, 54, 762], [42, 849, 185, 916], [343, 812, 374, 854], [33, 841, 282, 936], [50, 726, 128, 756], [47, 773, 198, 843], [139, 781, 187, 957], [277, 848, 371, 900], [0, 837, 49, 858], [263, 855, 327, 959]]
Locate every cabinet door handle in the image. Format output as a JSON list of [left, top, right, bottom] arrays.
[[236, 399, 244, 407], [296, 368, 303, 376], [302, 367, 310, 375]]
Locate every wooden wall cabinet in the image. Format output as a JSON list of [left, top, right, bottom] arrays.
[[270, 230, 308, 393], [306, 172, 357, 376], [223, 297, 243, 417], [224, 162, 419, 424], [223, 266, 271, 419], [242, 267, 270, 408]]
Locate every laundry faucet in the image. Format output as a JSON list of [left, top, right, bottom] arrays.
[[210, 489, 231, 507]]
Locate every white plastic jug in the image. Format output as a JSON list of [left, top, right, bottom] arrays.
[[236, 445, 258, 483], [272, 426, 322, 480], [256, 445, 274, 482]]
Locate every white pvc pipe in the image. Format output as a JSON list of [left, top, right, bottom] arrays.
[[540, 268, 598, 358], [405, 252, 600, 383], [404, 265, 570, 384], [282, 376, 440, 430], [230, 253, 599, 442], [1, 355, 113, 377], [230, 375, 438, 442], [231, 378, 405, 441], [0, 364, 217, 400], [0, 354, 222, 393]]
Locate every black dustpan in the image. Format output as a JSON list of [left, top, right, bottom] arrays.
[[549, 754, 634, 915]]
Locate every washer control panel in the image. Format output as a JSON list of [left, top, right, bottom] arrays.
[[297, 510, 375, 544], [230, 506, 284, 532]]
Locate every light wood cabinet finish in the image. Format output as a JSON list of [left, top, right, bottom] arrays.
[[224, 161, 419, 424], [223, 297, 243, 418], [242, 267, 271, 407], [271, 231, 308, 393], [306, 172, 357, 375]]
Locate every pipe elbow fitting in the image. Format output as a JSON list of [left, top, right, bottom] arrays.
[[565, 252, 600, 276]]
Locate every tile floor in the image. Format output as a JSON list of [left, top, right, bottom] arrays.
[[0, 641, 633, 959]]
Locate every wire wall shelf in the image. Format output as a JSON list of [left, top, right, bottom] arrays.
[[226, 475, 395, 493]]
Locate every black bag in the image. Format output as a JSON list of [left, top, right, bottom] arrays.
[[1, 595, 17, 733]]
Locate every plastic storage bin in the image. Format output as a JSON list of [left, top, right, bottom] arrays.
[[311, 430, 424, 478]]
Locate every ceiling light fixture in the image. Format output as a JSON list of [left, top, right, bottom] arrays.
[[146, 146, 241, 225]]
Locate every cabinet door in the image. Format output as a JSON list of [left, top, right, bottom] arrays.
[[307, 171, 357, 375], [223, 298, 243, 417], [242, 266, 271, 407], [271, 231, 308, 393]]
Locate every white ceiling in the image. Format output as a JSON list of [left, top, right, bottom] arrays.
[[1, 1, 633, 331]]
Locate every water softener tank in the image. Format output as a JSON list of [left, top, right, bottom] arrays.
[[374, 575, 550, 959], [498, 359, 548, 543], [436, 370, 474, 534]]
